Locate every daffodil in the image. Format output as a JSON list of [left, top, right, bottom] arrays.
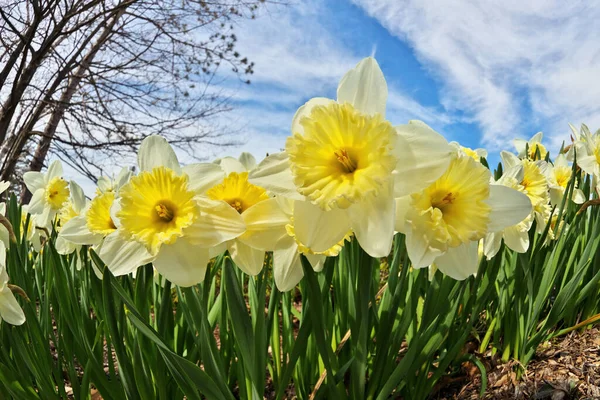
[[450, 142, 488, 162], [574, 125, 600, 181], [514, 132, 548, 160], [483, 165, 534, 258], [93, 135, 246, 286], [396, 155, 532, 279], [24, 160, 70, 228], [0, 242, 25, 325], [545, 154, 586, 205], [501, 151, 551, 231], [0, 181, 12, 248], [202, 170, 289, 275], [20, 205, 45, 252], [249, 57, 451, 258], [55, 181, 88, 255]]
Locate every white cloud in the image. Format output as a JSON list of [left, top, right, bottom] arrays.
[[352, 0, 600, 151]]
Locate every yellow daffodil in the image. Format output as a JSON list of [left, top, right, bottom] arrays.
[[249, 57, 451, 258], [449, 141, 488, 162], [396, 155, 532, 280], [545, 154, 586, 205], [93, 136, 246, 286], [24, 160, 70, 228], [514, 132, 548, 160], [0, 242, 25, 325]]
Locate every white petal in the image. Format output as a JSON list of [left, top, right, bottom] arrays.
[[115, 167, 133, 190], [0, 225, 9, 249], [305, 253, 326, 272], [186, 199, 246, 247], [503, 226, 529, 253], [291, 97, 335, 136], [218, 157, 247, 174], [500, 151, 520, 169], [393, 120, 451, 196], [549, 187, 564, 206], [183, 163, 225, 194], [209, 242, 228, 258], [153, 238, 209, 286], [273, 237, 303, 292], [336, 57, 387, 117], [0, 181, 9, 195], [46, 160, 63, 181], [28, 190, 45, 215], [248, 152, 303, 200], [576, 155, 598, 177], [394, 195, 411, 233], [137, 135, 181, 174], [98, 232, 154, 276], [239, 153, 257, 171], [572, 188, 586, 204], [513, 139, 528, 156], [228, 241, 265, 276], [0, 286, 25, 325], [23, 172, 44, 192], [530, 131, 544, 144], [434, 241, 479, 280], [238, 198, 289, 251], [69, 181, 87, 212], [97, 176, 112, 192], [293, 201, 350, 253], [405, 229, 443, 268], [483, 232, 503, 260], [55, 236, 77, 255], [347, 182, 394, 257], [486, 185, 532, 232], [59, 216, 102, 245]]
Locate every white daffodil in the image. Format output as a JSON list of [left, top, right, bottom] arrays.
[[55, 181, 88, 255], [0, 181, 12, 248], [0, 242, 25, 325], [24, 160, 70, 228], [574, 125, 600, 180], [249, 57, 451, 259], [91, 136, 246, 287], [450, 142, 488, 162], [483, 165, 533, 258], [395, 155, 532, 280], [545, 154, 586, 206], [501, 151, 551, 232], [514, 132, 548, 160]]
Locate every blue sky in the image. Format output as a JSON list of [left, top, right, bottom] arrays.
[[201, 0, 600, 167]]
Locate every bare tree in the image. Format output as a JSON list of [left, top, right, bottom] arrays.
[[0, 0, 261, 195]]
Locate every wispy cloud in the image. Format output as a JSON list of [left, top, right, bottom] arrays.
[[352, 0, 600, 151]]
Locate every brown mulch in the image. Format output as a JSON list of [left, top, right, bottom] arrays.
[[435, 328, 600, 399]]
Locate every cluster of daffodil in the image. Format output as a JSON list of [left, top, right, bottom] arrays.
[[8, 57, 593, 298]]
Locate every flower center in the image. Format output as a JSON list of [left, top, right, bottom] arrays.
[[286, 102, 397, 210], [207, 172, 268, 214], [408, 157, 491, 249], [117, 166, 198, 255], [45, 177, 70, 210]]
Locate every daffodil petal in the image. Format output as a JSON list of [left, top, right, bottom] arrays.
[[137, 135, 181, 174], [219, 157, 247, 174], [239, 152, 257, 171], [306, 253, 326, 272], [0, 285, 25, 325], [153, 238, 209, 286], [486, 185, 532, 232], [55, 236, 77, 255], [98, 232, 154, 276], [293, 201, 351, 253], [572, 188, 586, 204], [248, 152, 303, 200], [70, 181, 87, 211], [183, 163, 226, 194], [394, 195, 411, 233], [393, 120, 451, 197], [483, 232, 503, 260], [577, 155, 598, 177], [229, 241, 265, 276], [23, 171, 45, 192], [291, 97, 334, 136], [405, 229, 443, 269], [46, 160, 63, 181], [513, 138, 528, 156], [434, 241, 479, 280], [239, 198, 289, 251], [186, 200, 246, 247], [337, 57, 387, 117], [273, 237, 303, 292], [28, 190, 45, 215], [347, 182, 395, 257], [500, 151, 520, 169], [504, 226, 529, 253], [60, 216, 102, 245]]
